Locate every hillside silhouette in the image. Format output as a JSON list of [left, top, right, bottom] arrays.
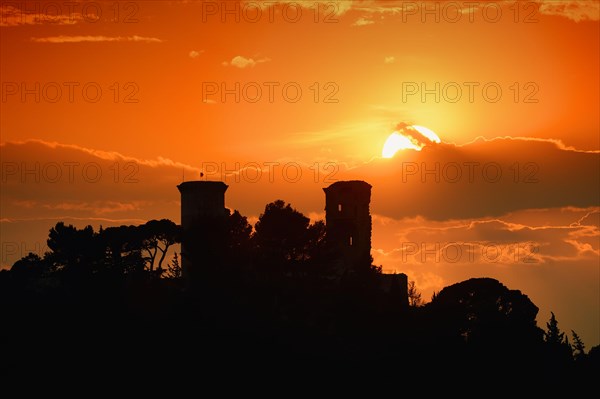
[[1, 193, 598, 384]]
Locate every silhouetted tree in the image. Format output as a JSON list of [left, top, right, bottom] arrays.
[[46, 222, 104, 276], [427, 278, 543, 360], [545, 312, 565, 345], [227, 210, 252, 250], [302, 219, 337, 276], [10, 252, 50, 289], [571, 330, 586, 361], [544, 312, 573, 366], [224, 210, 253, 270], [588, 345, 600, 368], [101, 225, 145, 275], [11, 252, 45, 275], [253, 200, 321, 270], [407, 280, 423, 307], [306, 220, 327, 260], [166, 252, 182, 279], [139, 219, 180, 274]]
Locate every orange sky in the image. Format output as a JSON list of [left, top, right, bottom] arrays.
[[1, 1, 599, 346]]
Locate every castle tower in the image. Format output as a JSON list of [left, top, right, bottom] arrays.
[[323, 180, 372, 272], [177, 181, 228, 281]]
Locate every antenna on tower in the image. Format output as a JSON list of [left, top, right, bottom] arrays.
[[182, 168, 185, 182]]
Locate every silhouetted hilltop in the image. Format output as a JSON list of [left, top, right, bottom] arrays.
[[1, 191, 597, 385]]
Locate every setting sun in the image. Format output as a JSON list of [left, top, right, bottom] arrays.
[[382, 125, 441, 158], [412, 125, 441, 144], [382, 132, 420, 157]]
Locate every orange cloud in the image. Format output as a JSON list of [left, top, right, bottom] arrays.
[[39, 201, 144, 215], [30, 35, 164, 43], [348, 137, 600, 220], [353, 17, 375, 26], [222, 55, 271, 68], [0, 4, 83, 26], [248, 0, 352, 15], [348, 0, 600, 23], [189, 50, 204, 59], [537, 0, 600, 22]]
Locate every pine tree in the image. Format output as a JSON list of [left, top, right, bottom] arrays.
[[166, 252, 182, 279], [545, 312, 565, 344], [571, 330, 586, 360], [407, 280, 423, 307], [544, 312, 573, 364]]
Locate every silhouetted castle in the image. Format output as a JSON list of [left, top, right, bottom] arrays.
[[177, 179, 407, 305]]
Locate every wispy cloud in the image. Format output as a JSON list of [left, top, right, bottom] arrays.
[[1, 4, 84, 27], [353, 17, 374, 26], [537, 0, 600, 22], [0, 216, 147, 224], [246, 1, 352, 15], [0, 139, 196, 170], [372, 207, 600, 270], [31, 35, 163, 43], [222, 55, 271, 68], [343, 0, 600, 23], [189, 50, 204, 59], [40, 201, 145, 215]]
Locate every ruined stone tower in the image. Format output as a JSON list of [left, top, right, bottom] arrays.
[[323, 180, 372, 272], [177, 181, 228, 280], [324, 180, 409, 306]]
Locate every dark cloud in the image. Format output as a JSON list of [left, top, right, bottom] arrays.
[[347, 137, 600, 220], [2, 137, 598, 224]]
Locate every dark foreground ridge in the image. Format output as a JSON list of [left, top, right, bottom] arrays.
[[1, 180, 598, 385]]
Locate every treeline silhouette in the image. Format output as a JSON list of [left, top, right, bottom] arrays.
[[1, 200, 598, 382]]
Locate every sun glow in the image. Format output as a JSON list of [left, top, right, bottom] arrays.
[[382, 125, 441, 158], [382, 133, 420, 158], [412, 125, 441, 143]]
